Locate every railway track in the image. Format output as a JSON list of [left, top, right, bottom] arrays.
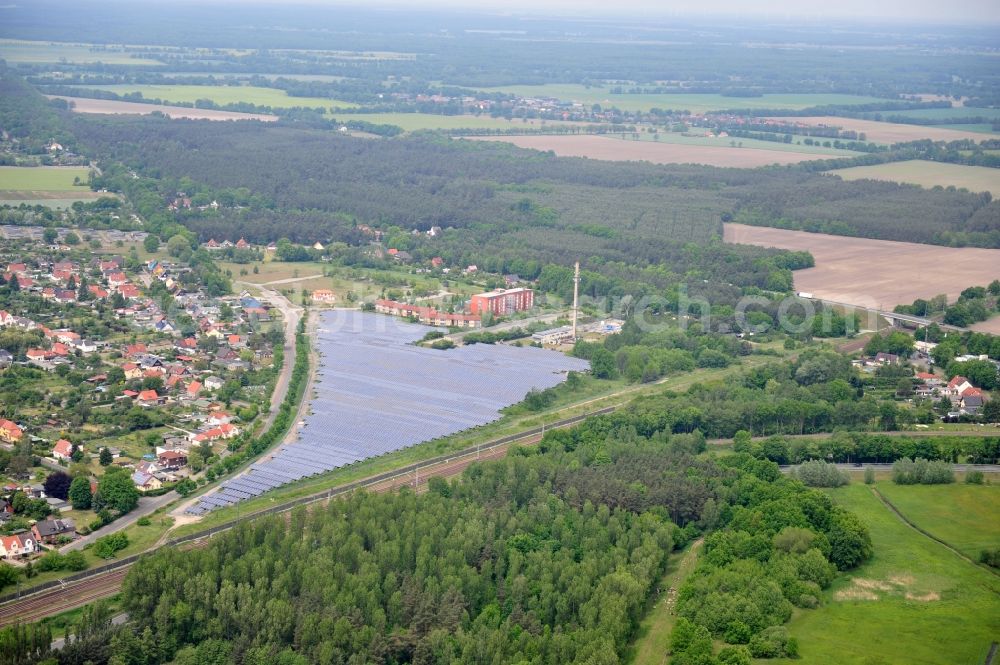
[[0, 408, 608, 626], [0, 568, 129, 628]]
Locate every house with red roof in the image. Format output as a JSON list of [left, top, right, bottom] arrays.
[[0, 419, 23, 443], [185, 381, 203, 399], [107, 272, 128, 288], [125, 343, 147, 357], [88, 285, 109, 299], [0, 532, 36, 559], [118, 284, 141, 299], [52, 439, 75, 461], [122, 362, 143, 380], [236, 237, 249, 249], [192, 422, 240, 443], [946, 376, 973, 397], [136, 389, 161, 406]]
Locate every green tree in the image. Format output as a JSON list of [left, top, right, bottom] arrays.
[[69, 475, 93, 510], [167, 234, 192, 257], [98, 470, 140, 514], [590, 347, 617, 379], [143, 234, 161, 253], [99, 447, 113, 466]]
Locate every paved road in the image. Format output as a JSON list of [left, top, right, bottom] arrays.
[[62, 491, 177, 552], [236, 281, 302, 430], [261, 274, 323, 286], [708, 427, 1000, 446]]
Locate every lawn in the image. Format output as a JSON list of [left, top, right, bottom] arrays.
[[774, 483, 1000, 665], [76, 84, 358, 110], [831, 159, 1000, 196], [0, 166, 92, 191], [472, 86, 889, 114], [0, 39, 163, 65], [877, 482, 1000, 560]]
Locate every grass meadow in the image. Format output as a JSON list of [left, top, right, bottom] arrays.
[[774, 483, 1000, 665], [876, 482, 1000, 560], [0, 165, 91, 190]]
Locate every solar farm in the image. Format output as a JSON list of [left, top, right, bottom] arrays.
[[187, 310, 590, 514]]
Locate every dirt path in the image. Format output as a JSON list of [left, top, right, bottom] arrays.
[[630, 538, 704, 665]]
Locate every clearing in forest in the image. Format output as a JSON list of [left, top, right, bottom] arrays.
[[775, 484, 1000, 665], [831, 160, 1000, 196]]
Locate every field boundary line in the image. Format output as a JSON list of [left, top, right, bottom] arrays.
[[870, 486, 1000, 584]]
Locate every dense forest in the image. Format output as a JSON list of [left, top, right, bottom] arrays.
[[13, 418, 869, 665]]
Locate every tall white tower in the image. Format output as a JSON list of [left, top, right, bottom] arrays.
[[572, 261, 580, 340]]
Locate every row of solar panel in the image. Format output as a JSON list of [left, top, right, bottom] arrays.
[[187, 311, 588, 514]]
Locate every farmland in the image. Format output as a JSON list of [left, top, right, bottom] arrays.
[[831, 160, 1000, 196], [475, 86, 889, 113], [724, 223, 1000, 307], [462, 134, 847, 167], [769, 115, 993, 144], [0, 38, 162, 65], [775, 483, 1000, 665], [72, 84, 358, 110], [0, 165, 107, 206], [49, 95, 278, 121]]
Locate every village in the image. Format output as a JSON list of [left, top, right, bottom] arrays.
[[0, 229, 285, 564]]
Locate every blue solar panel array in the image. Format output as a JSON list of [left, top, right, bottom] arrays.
[[187, 310, 589, 514]]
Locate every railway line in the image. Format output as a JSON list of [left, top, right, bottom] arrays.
[[0, 407, 609, 626]]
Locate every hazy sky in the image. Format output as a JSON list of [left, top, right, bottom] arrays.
[[253, 0, 1000, 23]]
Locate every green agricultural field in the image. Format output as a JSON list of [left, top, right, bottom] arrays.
[[0, 38, 163, 65], [0, 165, 92, 190], [473, 86, 889, 113], [938, 123, 1000, 135], [334, 112, 583, 132], [77, 84, 358, 110], [831, 159, 1000, 195], [888, 107, 1000, 122], [776, 484, 1000, 665], [877, 482, 1000, 560]]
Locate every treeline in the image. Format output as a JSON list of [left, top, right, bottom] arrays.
[[0, 414, 864, 665], [738, 432, 1000, 465]]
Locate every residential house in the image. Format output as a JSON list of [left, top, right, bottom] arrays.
[[122, 362, 143, 380], [192, 423, 240, 443], [31, 518, 76, 544], [0, 532, 36, 559], [311, 289, 336, 304], [185, 381, 203, 400], [52, 439, 75, 461], [157, 450, 188, 470], [0, 419, 23, 443], [204, 376, 225, 391], [946, 376, 973, 397], [131, 471, 162, 492], [136, 389, 161, 406]]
